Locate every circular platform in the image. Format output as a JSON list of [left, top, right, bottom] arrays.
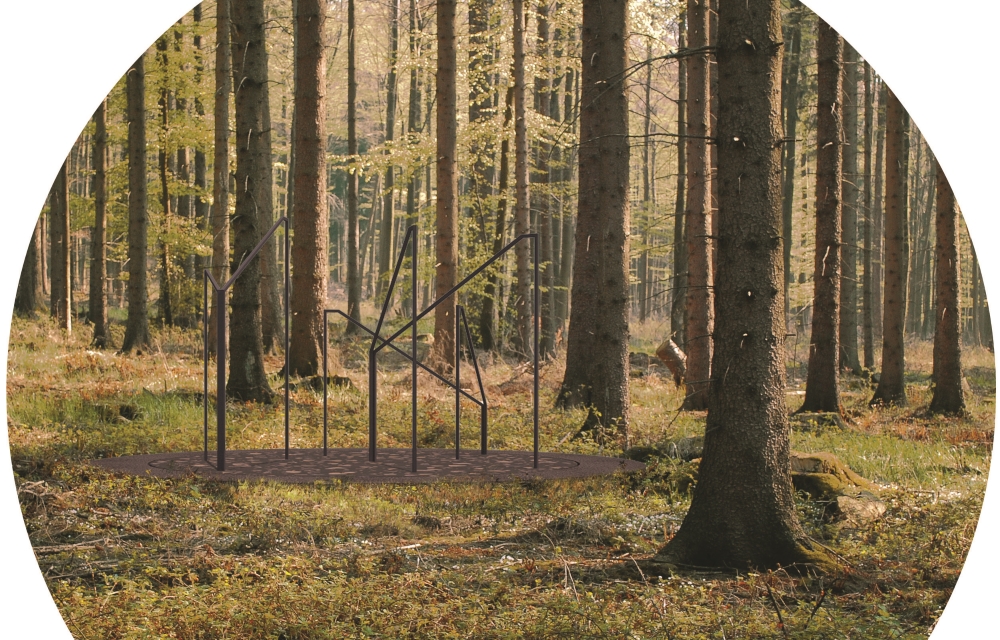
[[89, 448, 645, 484]]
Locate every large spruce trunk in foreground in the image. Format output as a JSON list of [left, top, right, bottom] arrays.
[[288, 0, 329, 377], [799, 21, 842, 414], [870, 88, 908, 406], [557, 0, 630, 438], [929, 163, 965, 415], [122, 54, 151, 353], [658, 0, 830, 571], [228, 0, 274, 402]]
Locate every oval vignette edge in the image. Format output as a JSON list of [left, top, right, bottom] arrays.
[[0, 0, 997, 638]]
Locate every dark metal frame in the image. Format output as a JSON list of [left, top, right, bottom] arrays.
[[203, 216, 290, 471], [324, 225, 539, 472], [201, 219, 538, 476]]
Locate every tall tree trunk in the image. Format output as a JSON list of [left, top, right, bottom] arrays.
[[799, 20, 843, 414], [157, 36, 175, 328], [639, 38, 653, 324], [345, 0, 362, 332], [658, 0, 831, 571], [228, 0, 274, 402], [50, 162, 72, 331], [682, 0, 713, 410], [209, 0, 232, 355], [511, 0, 532, 357], [89, 99, 110, 347], [870, 87, 908, 406], [558, 63, 577, 336], [839, 42, 860, 372], [872, 80, 886, 347], [377, 0, 400, 300], [401, 0, 421, 317], [535, 0, 555, 357], [122, 53, 150, 352], [781, 0, 801, 330], [258, 51, 282, 354], [15, 216, 43, 316], [288, 0, 329, 377], [862, 61, 875, 370], [430, 0, 459, 367], [469, 0, 494, 340], [556, 0, 630, 439], [671, 12, 687, 345], [929, 162, 964, 415], [479, 85, 514, 351], [193, 3, 209, 277]]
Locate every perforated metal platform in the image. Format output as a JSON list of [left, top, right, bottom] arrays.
[[89, 448, 645, 484]]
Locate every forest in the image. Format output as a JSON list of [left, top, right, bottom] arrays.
[[6, 0, 995, 637]]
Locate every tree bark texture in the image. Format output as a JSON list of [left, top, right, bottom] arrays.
[[50, 162, 72, 332], [512, 0, 531, 357], [377, 0, 399, 300], [872, 81, 886, 347], [122, 54, 151, 352], [871, 88, 908, 406], [671, 12, 687, 345], [557, 0, 631, 438], [289, 0, 329, 377], [157, 38, 174, 328], [345, 0, 361, 331], [15, 216, 43, 316], [839, 42, 860, 373], [781, 0, 801, 330], [432, 0, 459, 368], [659, 0, 829, 571], [209, 0, 232, 355], [799, 21, 842, 414], [682, 0, 713, 410], [90, 99, 110, 347], [228, 0, 274, 402], [862, 61, 875, 370], [929, 163, 965, 415]]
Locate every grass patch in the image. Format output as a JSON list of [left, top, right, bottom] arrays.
[[8, 315, 994, 638]]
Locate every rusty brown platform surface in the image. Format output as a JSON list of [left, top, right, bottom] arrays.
[[88, 448, 645, 484]]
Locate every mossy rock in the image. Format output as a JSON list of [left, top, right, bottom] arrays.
[[790, 412, 848, 432], [789, 452, 872, 492]]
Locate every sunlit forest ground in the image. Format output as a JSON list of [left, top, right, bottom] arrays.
[[6, 314, 994, 639]]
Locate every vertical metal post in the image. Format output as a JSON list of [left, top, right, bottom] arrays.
[[411, 232, 418, 473], [455, 307, 461, 460], [203, 273, 209, 462], [481, 404, 488, 455], [216, 287, 227, 471], [322, 313, 328, 455], [369, 351, 377, 462], [533, 235, 539, 469], [284, 220, 290, 459]]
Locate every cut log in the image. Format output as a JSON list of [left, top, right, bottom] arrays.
[[655, 338, 687, 386]]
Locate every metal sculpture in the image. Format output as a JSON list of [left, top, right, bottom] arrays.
[[324, 226, 539, 472], [203, 222, 538, 474], [202, 216, 290, 471]]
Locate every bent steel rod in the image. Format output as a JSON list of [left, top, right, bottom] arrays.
[[202, 217, 289, 471], [456, 306, 488, 454], [374, 234, 539, 355], [323, 310, 483, 403]]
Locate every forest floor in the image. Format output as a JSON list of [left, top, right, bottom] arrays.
[[6, 315, 995, 639]]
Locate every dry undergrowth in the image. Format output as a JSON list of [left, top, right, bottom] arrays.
[[6, 316, 995, 639]]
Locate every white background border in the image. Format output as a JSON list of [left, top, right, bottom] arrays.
[[0, 1, 995, 637]]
